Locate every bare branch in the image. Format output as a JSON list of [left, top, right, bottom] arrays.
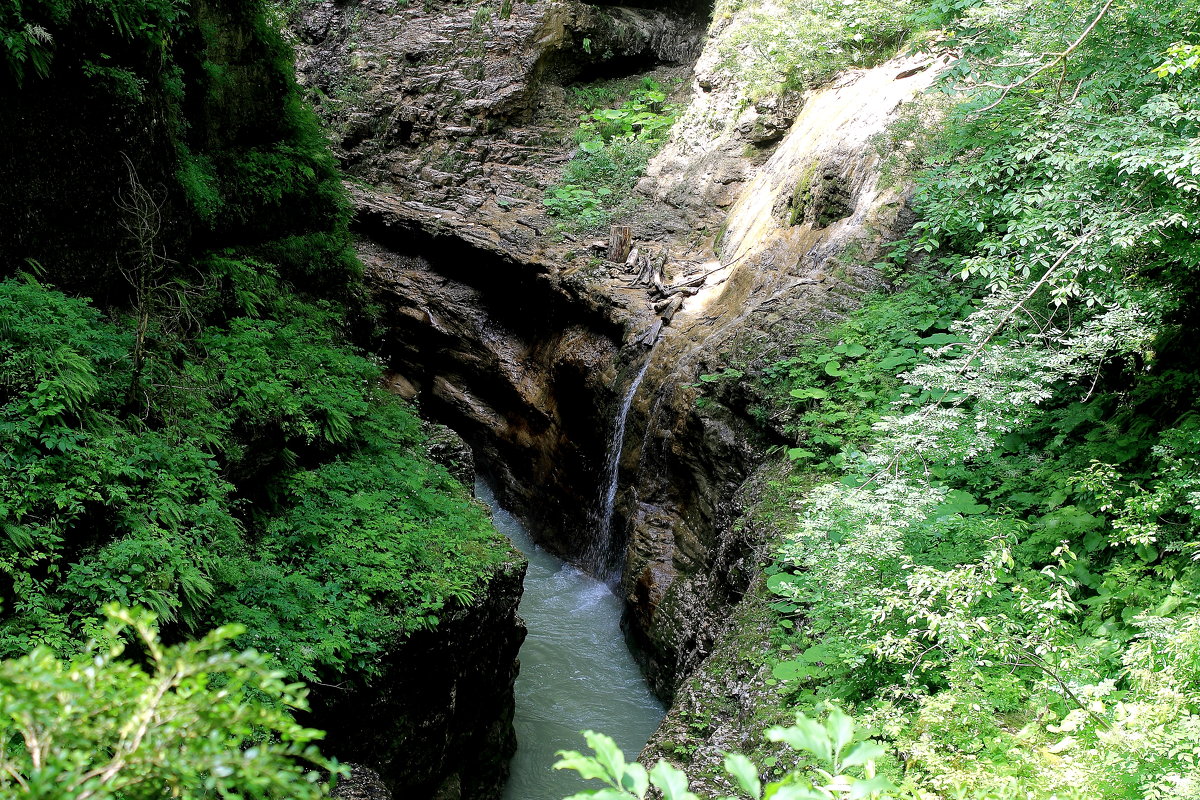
[[972, 0, 1116, 115]]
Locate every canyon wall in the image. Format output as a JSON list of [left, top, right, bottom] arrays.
[[290, 0, 941, 701], [313, 556, 526, 800]]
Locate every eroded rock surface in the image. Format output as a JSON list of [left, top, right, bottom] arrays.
[[618, 53, 946, 698], [292, 0, 705, 221], [332, 764, 392, 800], [308, 558, 526, 800]]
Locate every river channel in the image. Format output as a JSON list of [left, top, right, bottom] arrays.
[[475, 481, 664, 800]]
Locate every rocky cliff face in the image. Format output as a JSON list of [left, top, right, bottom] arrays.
[[311, 556, 526, 800], [617, 53, 945, 697], [290, 0, 942, 703]]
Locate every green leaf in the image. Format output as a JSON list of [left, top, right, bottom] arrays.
[[621, 762, 649, 798], [933, 489, 988, 516], [917, 333, 965, 347], [767, 716, 832, 764], [797, 643, 838, 664], [562, 790, 633, 800], [825, 707, 854, 759], [845, 774, 898, 799], [766, 573, 800, 595], [764, 785, 825, 800], [582, 730, 626, 783], [650, 760, 699, 800], [723, 752, 761, 799], [877, 350, 916, 370], [554, 750, 616, 783], [789, 387, 830, 400], [840, 741, 886, 768], [771, 661, 825, 681]]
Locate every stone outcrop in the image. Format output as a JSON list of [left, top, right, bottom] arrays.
[[631, 460, 821, 797], [332, 765, 393, 800], [353, 208, 633, 558], [309, 557, 527, 800], [292, 0, 944, 720], [617, 53, 946, 698], [290, 0, 706, 221]]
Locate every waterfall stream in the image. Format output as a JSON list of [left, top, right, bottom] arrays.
[[479, 481, 664, 800], [587, 355, 653, 580]]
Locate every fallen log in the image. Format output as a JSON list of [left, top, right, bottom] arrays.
[[654, 294, 684, 324], [624, 247, 640, 271]]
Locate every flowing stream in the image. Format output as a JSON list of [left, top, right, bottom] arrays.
[[477, 481, 664, 800]]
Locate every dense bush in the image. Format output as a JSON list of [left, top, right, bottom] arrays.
[[0, 605, 339, 799], [709, 0, 920, 99], [641, 0, 1200, 796], [544, 79, 679, 231], [0, 0, 509, 694], [0, 0, 512, 796], [0, 277, 508, 685], [743, 0, 1200, 795]]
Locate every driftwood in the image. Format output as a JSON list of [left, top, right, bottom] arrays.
[[665, 273, 707, 292], [634, 319, 663, 348], [624, 247, 640, 271], [653, 295, 684, 324], [608, 226, 632, 263], [649, 257, 667, 294], [632, 254, 660, 288]]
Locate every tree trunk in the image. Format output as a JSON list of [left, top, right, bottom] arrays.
[[608, 226, 631, 263]]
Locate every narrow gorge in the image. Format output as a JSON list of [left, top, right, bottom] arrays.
[[288, 0, 943, 794], [6, 0, 1191, 796]]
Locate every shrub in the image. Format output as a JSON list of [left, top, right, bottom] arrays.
[[0, 605, 340, 799]]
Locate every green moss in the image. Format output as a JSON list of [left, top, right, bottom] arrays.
[[785, 161, 819, 227]]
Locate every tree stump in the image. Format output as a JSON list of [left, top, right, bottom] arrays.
[[608, 226, 632, 263]]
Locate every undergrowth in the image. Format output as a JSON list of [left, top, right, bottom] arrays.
[[709, 0, 923, 100], [543, 78, 680, 233], [0, 0, 510, 692]]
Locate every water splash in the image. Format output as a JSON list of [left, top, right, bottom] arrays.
[[586, 354, 653, 580]]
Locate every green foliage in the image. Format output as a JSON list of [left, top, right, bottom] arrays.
[[711, 0, 1200, 796], [0, 278, 239, 651], [543, 184, 614, 229], [911, 0, 1200, 303], [0, 604, 340, 799], [570, 83, 623, 112], [544, 80, 679, 231], [555, 709, 897, 800], [0, 274, 508, 684], [710, 0, 920, 99], [575, 82, 679, 145], [0, 0, 187, 86], [214, 400, 508, 682], [192, 308, 376, 448], [757, 277, 975, 469], [1, 0, 514, 790]]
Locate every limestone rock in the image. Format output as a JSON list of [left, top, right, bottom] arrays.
[[332, 765, 392, 800]]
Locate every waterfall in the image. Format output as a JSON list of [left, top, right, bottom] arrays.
[[586, 354, 653, 580]]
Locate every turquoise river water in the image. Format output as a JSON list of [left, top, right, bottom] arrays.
[[476, 481, 665, 800]]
